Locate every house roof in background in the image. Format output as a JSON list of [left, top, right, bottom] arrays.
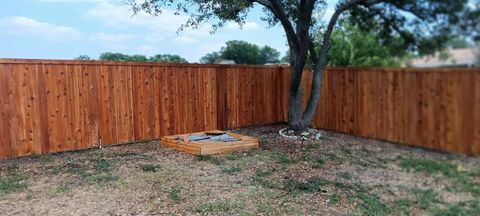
[[410, 48, 477, 68]]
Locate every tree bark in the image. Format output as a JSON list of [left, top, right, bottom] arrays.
[[286, 0, 367, 131], [261, 0, 377, 131]]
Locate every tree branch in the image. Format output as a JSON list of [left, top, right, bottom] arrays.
[[303, 0, 382, 120], [264, 0, 300, 52]]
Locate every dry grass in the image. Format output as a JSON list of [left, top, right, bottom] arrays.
[[0, 124, 479, 216]]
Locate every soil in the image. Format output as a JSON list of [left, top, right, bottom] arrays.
[[0, 124, 479, 216]]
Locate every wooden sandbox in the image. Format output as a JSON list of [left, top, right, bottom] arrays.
[[160, 130, 259, 155]]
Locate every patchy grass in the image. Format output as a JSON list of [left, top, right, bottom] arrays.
[[169, 186, 182, 202], [355, 192, 390, 216], [195, 201, 239, 214], [49, 184, 69, 197], [329, 193, 341, 204], [251, 168, 279, 189], [413, 189, 442, 209], [0, 124, 478, 215], [399, 157, 480, 196], [86, 173, 118, 184], [338, 171, 352, 180], [0, 174, 27, 195], [222, 166, 242, 174], [196, 155, 223, 165], [139, 164, 160, 173], [272, 151, 297, 165], [284, 177, 329, 193], [312, 157, 325, 168], [93, 159, 111, 172], [434, 200, 480, 216], [306, 143, 320, 150]]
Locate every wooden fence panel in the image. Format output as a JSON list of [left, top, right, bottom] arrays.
[[0, 59, 479, 158]]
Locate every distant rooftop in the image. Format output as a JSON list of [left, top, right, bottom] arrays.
[[410, 48, 478, 68]]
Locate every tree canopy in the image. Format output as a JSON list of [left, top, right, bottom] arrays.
[[281, 21, 411, 67], [98, 52, 189, 63], [130, 0, 477, 130], [200, 40, 280, 64], [74, 55, 93, 61], [149, 54, 189, 63]]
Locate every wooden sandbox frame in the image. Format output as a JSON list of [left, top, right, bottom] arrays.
[[160, 131, 259, 155]]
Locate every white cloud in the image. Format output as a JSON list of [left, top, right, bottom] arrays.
[[174, 36, 199, 44], [0, 16, 81, 41], [85, 2, 212, 42], [226, 21, 260, 31], [86, 2, 186, 31], [137, 45, 157, 54], [91, 33, 136, 43], [37, 0, 111, 2]]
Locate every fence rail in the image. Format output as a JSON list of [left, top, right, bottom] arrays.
[[0, 59, 478, 158]]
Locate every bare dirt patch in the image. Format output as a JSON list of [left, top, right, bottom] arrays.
[[1, 124, 479, 215]]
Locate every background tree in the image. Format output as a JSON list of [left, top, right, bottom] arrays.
[[445, 37, 472, 49], [150, 54, 189, 63], [130, 0, 476, 131], [74, 55, 93, 61], [327, 21, 409, 67], [199, 51, 222, 64], [200, 40, 281, 64], [99, 52, 131, 61], [281, 22, 410, 67], [259, 46, 281, 64], [99, 52, 188, 63]]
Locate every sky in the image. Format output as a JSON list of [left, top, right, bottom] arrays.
[[0, 0, 336, 62]]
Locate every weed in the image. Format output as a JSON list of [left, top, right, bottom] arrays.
[[399, 157, 456, 177], [273, 152, 296, 165], [341, 147, 352, 155], [413, 189, 441, 209], [225, 152, 245, 161], [169, 186, 182, 202], [251, 169, 278, 189], [0, 174, 27, 195], [197, 155, 222, 165], [332, 181, 357, 192], [55, 185, 69, 194], [94, 159, 111, 172], [112, 152, 137, 157], [329, 193, 341, 204], [65, 164, 88, 177], [470, 167, 480, 177], [339, 172, 352, 180], [393, 198, 414, 214], [434, 200, 480, 216], [399, 157, 480, 196], [360, 147, 374, 156], [312, 157, 325, 169], [87, 173, 118, 184], [355, 192, 390, 216], [222, 166, 242, 174], [49, 184, 69, 196], [140, 164, 160, 173], [284, 177, 329, 193], [255, 168, 276, 178], [31, 154, 55, 163], [196, 201, 238, 213], [306, 143, 320, 150], [351, 158, 371, 168], [323, 153, 343, 165]]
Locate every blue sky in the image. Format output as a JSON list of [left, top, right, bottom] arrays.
[[0, 0, 337, 62]]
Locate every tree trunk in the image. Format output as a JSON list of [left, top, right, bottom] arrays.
[[287, 71, 324, 132], [287, 66, 311, 131]]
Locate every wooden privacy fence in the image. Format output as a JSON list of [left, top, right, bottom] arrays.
[[0, 59, 479, 158], [308, 67, 480, 156]]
